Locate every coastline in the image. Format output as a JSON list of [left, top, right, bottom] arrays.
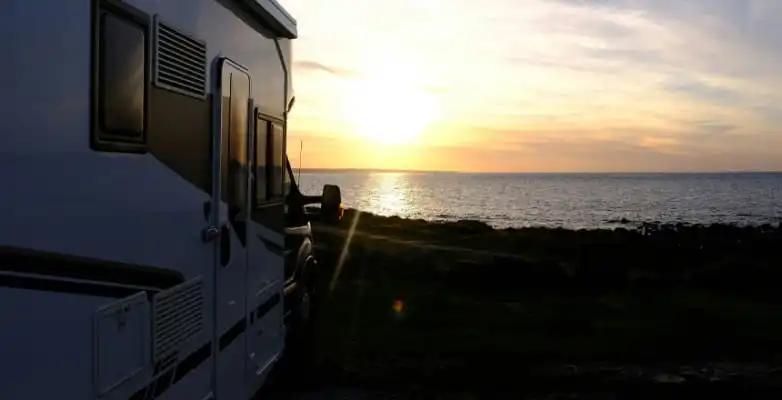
[[316, 209, 782, 294], [264, 208, 782, 397], [335, 209, 782, 231]]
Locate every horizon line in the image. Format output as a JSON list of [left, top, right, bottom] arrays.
[[295, 167, 782, 175]]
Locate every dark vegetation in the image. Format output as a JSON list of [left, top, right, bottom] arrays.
[[264, 209, 782, 398]]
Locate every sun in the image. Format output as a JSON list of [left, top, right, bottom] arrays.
[[344, 68, 439, 146]]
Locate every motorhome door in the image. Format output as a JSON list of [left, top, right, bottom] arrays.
[[212, 58, 252, 400]]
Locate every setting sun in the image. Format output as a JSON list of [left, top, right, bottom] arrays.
[[343, 64, 439, 146]]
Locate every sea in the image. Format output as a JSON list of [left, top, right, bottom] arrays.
[[296, 171, 782, 230]]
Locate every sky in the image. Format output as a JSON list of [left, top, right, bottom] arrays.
[[278, 0, 782, 173]]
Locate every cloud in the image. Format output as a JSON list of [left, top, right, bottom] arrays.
[[279, 0, 782, 171], [661, 78, 742, 107], [689, 120, 737, 135], [293, 60, 358, 77]]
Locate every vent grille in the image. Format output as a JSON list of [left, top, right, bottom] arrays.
[[153, 17, 207, 98], [152, 276, 204, 362]]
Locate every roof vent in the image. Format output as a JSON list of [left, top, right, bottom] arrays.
[[153, 17, 207, 98]]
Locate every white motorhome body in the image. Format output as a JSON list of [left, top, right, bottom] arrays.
[[0, 0, 296, 399]]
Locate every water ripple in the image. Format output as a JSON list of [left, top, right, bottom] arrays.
[[297, 172, 782, 229]]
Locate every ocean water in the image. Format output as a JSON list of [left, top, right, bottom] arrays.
[[295, 171, 782, 230]]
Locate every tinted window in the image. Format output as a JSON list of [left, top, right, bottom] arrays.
[[255, 115, 268, 203], [220, 73, 231, 204], [229, 73, 250, 210], [284, 159, 292, 197], [269, 123, 285, 199], [100, 13, 145, 137]]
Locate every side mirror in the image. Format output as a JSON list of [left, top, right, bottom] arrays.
[[321, 184, 343, 224]]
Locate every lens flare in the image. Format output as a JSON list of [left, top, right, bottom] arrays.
[[392, 299, 404, 313]]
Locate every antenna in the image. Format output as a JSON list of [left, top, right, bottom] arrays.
[[298, 140, 303, 182]]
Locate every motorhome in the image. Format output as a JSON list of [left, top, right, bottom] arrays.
[[0, 0, 341, 399]]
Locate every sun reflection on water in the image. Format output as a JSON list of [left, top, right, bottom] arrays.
[[363, 172, 413, 217]]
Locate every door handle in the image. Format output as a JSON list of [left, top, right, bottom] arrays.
[[203, 216, 230, 243], [202, 225, 221, 242]]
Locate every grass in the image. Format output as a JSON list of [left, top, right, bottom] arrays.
[[264, 209, 782, 397]]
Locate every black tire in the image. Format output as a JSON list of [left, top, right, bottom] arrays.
[[289, 284, 312, 333], [286, 260, 319, 365], [289, 259, 318, 333]]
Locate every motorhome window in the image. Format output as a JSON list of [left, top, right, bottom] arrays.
[[99, 13, 146, 138], [255, 115, 269, 203], [284, 163, 305, 224], [283, 159, 291, 197], [268, 123, 285, 200], [228, 74, 250, 211], [220, 73, 231, 205]]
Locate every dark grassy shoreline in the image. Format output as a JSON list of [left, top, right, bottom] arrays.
[[264, 209, 782, 397], [312, 210, 782, 302]]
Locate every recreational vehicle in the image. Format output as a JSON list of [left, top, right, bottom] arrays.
[[0, 0, 342, 399]]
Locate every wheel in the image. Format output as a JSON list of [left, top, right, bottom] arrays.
[[290, 286, 312, 330], [287, 258, 319, 346], [284, 276, 317, 372], [290, 268, 315, 336]]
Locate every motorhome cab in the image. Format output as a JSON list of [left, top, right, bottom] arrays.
[[0, 0, 341, 399]]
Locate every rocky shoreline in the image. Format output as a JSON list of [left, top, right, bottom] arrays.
[[262, 209, 782, 398]]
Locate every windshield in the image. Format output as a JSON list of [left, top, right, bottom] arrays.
[[284, 158, 294, 196]]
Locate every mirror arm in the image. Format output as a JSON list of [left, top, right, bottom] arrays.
[[300, 195, 322, 205]]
